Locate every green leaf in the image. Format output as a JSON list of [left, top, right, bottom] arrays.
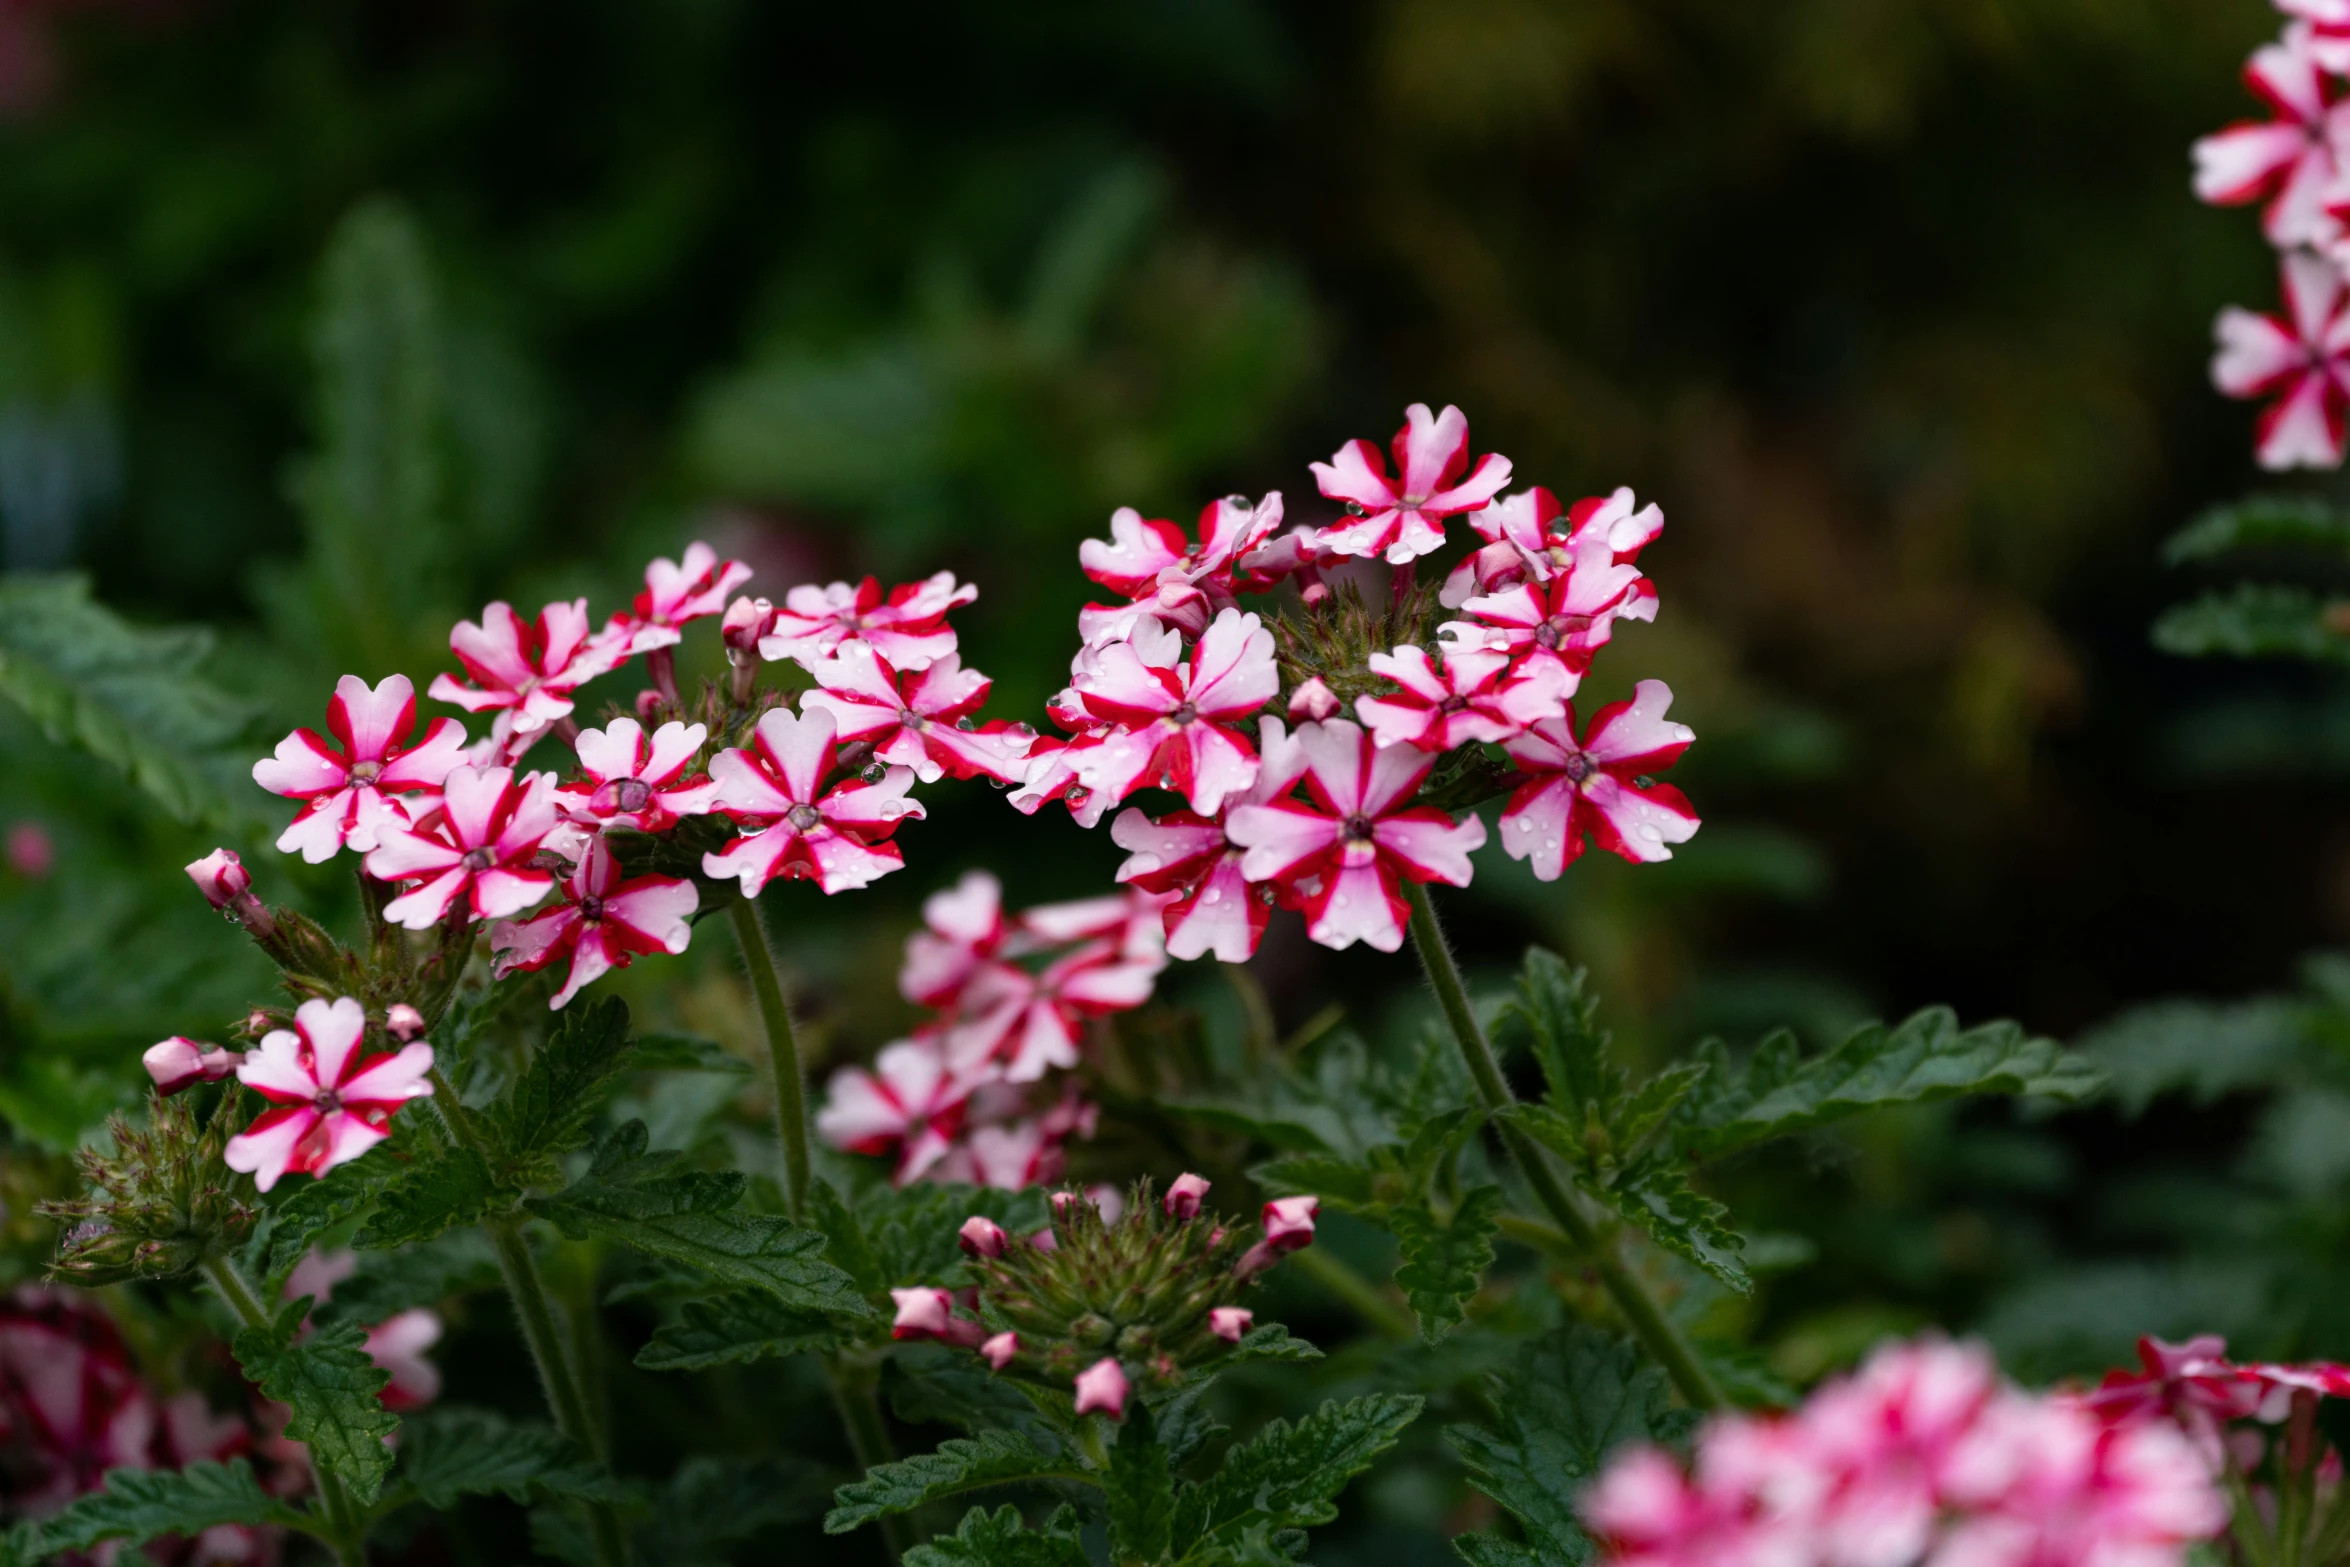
[[232, 1313, 398, 1504], [0, 575, 263, 829], [858, 1180, 1052, 1290], [646, 1456, 828, 1565], [394, 1406, 627, 1509], [251, 1157, 391, 1295], [1251, 1151, 1383, 1212], [1606, 1164, 1749, 1293], [1390, 1185, 1503, 1339], [1108, 1405, 1174, 1564], [636, 1289, 851, 1371], [824, 1430, 1078, 1534], [2163, 495, 2350, 565], [1679, 1008, 2105, 1158], [354, 1145, 502, 1249], [1445, 1328, 1697, 1567], [526, 1120, 868, 1317], [1501, 949, 1621, 1118], [320, 1229, 500, 1325], [486, 995, 637, 1185], [2076, 997, 2307, 1115], [33, 1460, 296, 1554], [904, 1504, 1092, 1567], [1213, 1322, 1323, 1371], [2152, 584, 2350, 665], [883, 1343, 1066, 1450], [808, 1178, 887, 1296], [1171, 1393, 1423, 1558], [631, 1032, 753, 1074]]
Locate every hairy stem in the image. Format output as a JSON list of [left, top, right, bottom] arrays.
[[1288, 1244, 1417, 1340], [200, 1255, 366, 1567], [1400, 880, 1725, 1411], [488, 1220, 631, 1567], [728, 896, 811, 1217]]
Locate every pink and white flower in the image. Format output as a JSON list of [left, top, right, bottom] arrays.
[[941, 1119, 1068, 1189], [1163, 1172, 1212, 1219], [800, 643, 1033, 785], [555, 718, 721, 834], [1076, 493, 1285, 643], [1007, 729, 1118, 828], [601, 541, 754, 655], [1443, 525, 1657, 695], [1073, 1357, 1130, 1419], [701, 707, 924, 896], [1071, 609, 1280, 815], [224, 997, 434, 1192], [0, 1287, 161, 1517], [144, 1036, 240, 1096], [1210, 1307, 1254, 1342], [429, 599, 629, 737], [1225, 719, 1486, 953], [365, 1310, 443, 1411], [959, 1215, 1010, 1258], [759, 572, 977, 673], [2078, 1336, 2270, 1466], [364, 765, 565, 929], [1110, 716, 1308, 962], [945, 940, 1164, 1083], [2212, 249, 2350, 470], [1440, 485, 1664, 608], [2192, 25, 2346, 248], [1354, 643, 1566, 752], [890, 1287, 987, 1348], [254, 674, 470, 862], [817, 1036, 980, 1183], [1309, 403, 1512, 565], [1497, 681, 1699, 880], [901, 871, 1009, 1009], [489, 838, 698, 1008], [981, 1331, 1020, 1370]]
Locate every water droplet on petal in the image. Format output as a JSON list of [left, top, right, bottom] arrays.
[[1202, 886, 1220, 903], [1128, 854, 1162, 874], [1636, 825, 1662, 842]]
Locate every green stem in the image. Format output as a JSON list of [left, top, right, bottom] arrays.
[[1400, 880, 1724, 1412], [728, 897, 811, 1217], [487, 1220, 631, 1567], [828, 1360, 912, 1562], [201, 1255, 366, 1567], [1288, 1245, 1416, 1340]]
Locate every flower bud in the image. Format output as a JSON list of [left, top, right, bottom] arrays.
[[6, 821, 54, 879], [1236, 1195, 1319, 1277], [1210, 1307, 1254, 1342], [386, 1004, 427, 1042], [634, 688, 666, 724], [1029, 1228, 1058, 1253], [142, 1037, 239, 1096], [1288, 678, 1341, 722], [185, 848, 250, 907], [1163, 1173, 1212, 1220], [981, 1331, 1020, 1370], [722, 596, 772, 661], [1073, 1357, 1129, 1419], [959, 1215, 1009, 1259], [890, 1287, 985, 1348]]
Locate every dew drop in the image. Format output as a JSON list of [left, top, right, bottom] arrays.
[[1636, 825, 1662, 842], [1202, 886, 1220, 904], [1128, 854, 1162, 874]]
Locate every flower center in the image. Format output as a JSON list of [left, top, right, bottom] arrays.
[[579, 895, 605, 922], [593, 777, 654, 815], [1438, 695, 1470, 715], [348, 760, 383, 785], [787, 803, 823, 832], [312, 1088, 343, 1114], [462, 847, 496, 872], [1563, 753, 1595, 784], [899, 708, 927, 731], [1168, 702, 1198, 726], [1342, 813, 1376, 843], [1534, 613, 1594, 650]]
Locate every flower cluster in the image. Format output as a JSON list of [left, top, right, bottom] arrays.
[[815, 871, 1166, 1186], [2196, 3, 2350, 467], [1021, 405, 1698, 958], [886, 1175, 1318, 1419], [1585, 1336, 2226, 1567]]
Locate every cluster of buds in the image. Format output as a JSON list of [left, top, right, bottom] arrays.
[[37, 1092, 256, 1285], [817, 871, 1166, 1187], [888, 1175, 1318, 1420]]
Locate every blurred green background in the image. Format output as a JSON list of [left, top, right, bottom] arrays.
[[7, 0, 2350, 1531]]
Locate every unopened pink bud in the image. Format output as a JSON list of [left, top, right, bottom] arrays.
[[1288, 678, 1340, 722], [385, 1004, 426, 1042], [6, 822, 54, 879], [143, 1037, 239, 1096], [634, 688, 666, 723], [1235, 1196, 1319, 1278], [1050, 1191, 1078, 1215], [185, 848, 250, 909], [721, 595, 772, 659], [1210, 1307, 1254, 1343], [959, 1216, 1009, 1259], [1088, 1184, 1125, 1223], [981, 1331, 1019, 1370], [1029, 1228, 1058, 1253], [1163, 1173, 1212, 1220], [889, 1287, 984, 1348], [1073, 1357, 1129, 1419]]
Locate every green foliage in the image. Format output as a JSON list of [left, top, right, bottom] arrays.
[[1170, 1393, 1424, 1563], [353, 1145, 502, 1249], [1446, 1328, 1698, 1567], [826, 1429, 1078, 1534], [321, 1229, 501, 1325], [1677, 1009, 2105, 1156], [0, 574, 263, 829], [527, 1120, 868, 1317], [883, 1343, 1069, 1450], [1109, 1405, 1177, 1565], [635, 1289, 852, 1371], [31, 1460, 298, 1555], [486, 995, 638, 1187], [2151, 585, 2350, 664], [534, 1457, 825, 1567], [2163, 496, 2350, 565], [392, 1406, 626, 1510], [1387, 1185, 1502, 1340], [903, 1504, 1092, 1567], [231, 1308, 399, 1504], [2078, 997, 2309, 1114], [252, 1158, 390, 1294]]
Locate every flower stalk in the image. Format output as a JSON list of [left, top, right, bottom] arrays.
[[1401, 879, 1724, 1411]]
